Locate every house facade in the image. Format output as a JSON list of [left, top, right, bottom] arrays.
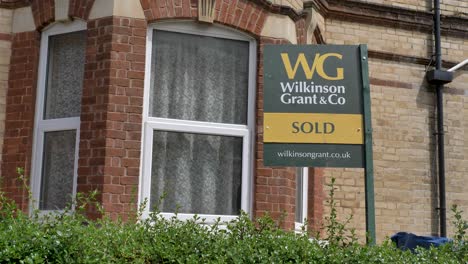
[[0, 0, 467, 242]]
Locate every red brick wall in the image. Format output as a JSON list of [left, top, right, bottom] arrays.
[[308, 168, 324, 232], [78, 17, 146, 220], [295, 19, 306, 44], [1, 31, 40, 211]]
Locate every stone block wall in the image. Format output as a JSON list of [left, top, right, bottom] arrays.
[[320, 4, 468, 242]]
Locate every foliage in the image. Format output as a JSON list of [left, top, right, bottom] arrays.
[[0, 175, 467, 263], [322, 177, 357, 246]]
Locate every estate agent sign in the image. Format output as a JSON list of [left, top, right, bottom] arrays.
[[263, 44, 376, 243], [263, 45, 372, 168]]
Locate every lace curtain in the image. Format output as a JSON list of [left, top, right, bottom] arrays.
[[40, 130, 76, 210], [44, 31, 85, 119], [149, 30, 249, 215]]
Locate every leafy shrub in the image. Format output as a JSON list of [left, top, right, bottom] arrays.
[[0, 175, 467, 263]]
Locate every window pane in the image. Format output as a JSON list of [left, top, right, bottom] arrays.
[[44, 31, 86, 119], [150, 30, 249, 124], [39, 130, 76, 210], [295, 168, 304, 223], [150, 131, 243, 215]]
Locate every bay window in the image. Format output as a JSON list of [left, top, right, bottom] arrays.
[[141, 22, 256, 222]]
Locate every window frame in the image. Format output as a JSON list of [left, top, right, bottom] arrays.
[[295, 167, 309, 231], [139, 21, 257, 223], [30, 21, 87, 214]]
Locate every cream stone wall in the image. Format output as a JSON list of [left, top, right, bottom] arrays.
[[89, 0, 145, 20], [0, 8, 12, 171], [326, 19, 468, 64], [261, 13, 298, 44], [11, 6, 35, 33], [357, 0, 468, 17], [321, 16, 468, 241]]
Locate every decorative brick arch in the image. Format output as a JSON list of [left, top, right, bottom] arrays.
[[30, 0, 55, 31], [68, 0, 95, 20], [27, 0, 95, 31], [139, 0, 268, 37]]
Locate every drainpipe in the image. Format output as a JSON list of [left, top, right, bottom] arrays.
[[427, 7, 467, 238], [433, 0, 446, 237]]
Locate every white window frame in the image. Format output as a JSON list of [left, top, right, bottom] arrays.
[[30, 20, 86, 215], [139, 21, 256, 223], [295, 167, 309, 232]]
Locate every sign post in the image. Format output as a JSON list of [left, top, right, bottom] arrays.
[[263, 44, 375, 244]]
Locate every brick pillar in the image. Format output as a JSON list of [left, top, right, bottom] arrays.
[[1, 31, 40, 211], [78, 16, 146, 220], [308, 168, 324, 233]]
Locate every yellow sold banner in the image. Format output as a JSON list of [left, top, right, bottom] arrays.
[[264, 113, 363, 144]]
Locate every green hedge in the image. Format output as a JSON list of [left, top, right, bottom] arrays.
[[1, 204, 467, 263], [1, 176, 467, 263]]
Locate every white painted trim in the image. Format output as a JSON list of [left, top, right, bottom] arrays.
[[147, 118, 249, 137], [137, 27, 154, 208], [153, 21, 255, 42], [30, 21, 86, 214], [141, 212, 239, 224], [295, 167, 309, 232], [40, 20, 87, 35], [140, 22, 256, 221], [247, 34, 257, 216]]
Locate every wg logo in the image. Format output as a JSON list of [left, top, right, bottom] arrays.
[[280, 53, 344, 80]]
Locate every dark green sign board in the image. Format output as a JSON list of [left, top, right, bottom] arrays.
[[264, 45, 362, 115], [263, 45, 370, 168], [263, 44, 375, 244]]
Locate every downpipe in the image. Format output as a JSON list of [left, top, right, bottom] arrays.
[[433, 0, 446, 237]]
